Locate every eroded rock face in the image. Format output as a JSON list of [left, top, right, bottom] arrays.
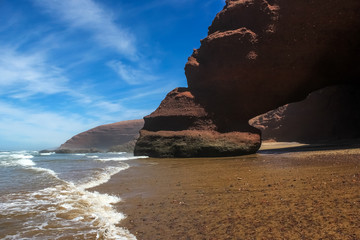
[[59, 119, 144, 152], [134, 88, 260, 157], [135, 0, 360, 157], [186, 0, 360, 121]]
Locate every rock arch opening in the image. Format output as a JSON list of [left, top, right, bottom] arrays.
[[250, 84, 360, 144]]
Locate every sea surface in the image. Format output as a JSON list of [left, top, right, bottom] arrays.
[[0, 150, 147, 240]]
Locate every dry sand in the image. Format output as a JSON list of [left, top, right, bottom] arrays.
[[92, 145, 360, 239]]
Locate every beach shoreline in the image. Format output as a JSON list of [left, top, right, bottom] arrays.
[[91, 145, 360, 239]]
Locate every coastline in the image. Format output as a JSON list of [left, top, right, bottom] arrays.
[[91, 145, 360, 239]]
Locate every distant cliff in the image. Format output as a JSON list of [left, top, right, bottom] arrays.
[[59, 119, 144, 152]]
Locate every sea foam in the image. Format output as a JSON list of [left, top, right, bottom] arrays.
[[78, 165, 129, 190], [0, 152, 139, 239], [97, 156, 148, 162], [1, 181, 136, 239], [0, 152, 137, 240]]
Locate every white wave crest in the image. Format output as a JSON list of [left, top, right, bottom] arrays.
[[0, 153, 59, 179], [39, 152, 56, 156], [17, 158, 36, 166], [32, 167, 58, 178], [97, 156, 148, 162], [78, 165, 129, 190], [0, 154, 35, 167]]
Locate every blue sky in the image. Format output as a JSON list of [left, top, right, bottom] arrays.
[[0, 0, 225, 150]]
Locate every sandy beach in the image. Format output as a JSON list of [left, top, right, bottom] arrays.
[[92, 145, 360, 239]]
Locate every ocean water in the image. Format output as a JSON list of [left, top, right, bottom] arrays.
[[0, 151, 147, 240]]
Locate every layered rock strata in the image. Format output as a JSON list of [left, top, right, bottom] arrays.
[[135, 0, 360, 157], [59, 119, 144, 152], [134, 88, 260, 157]]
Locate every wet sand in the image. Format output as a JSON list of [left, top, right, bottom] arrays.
[[92, 146, 360, 239]]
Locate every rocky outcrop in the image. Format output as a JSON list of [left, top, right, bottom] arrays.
[[134, 88, 260, 157], [135, 0, 360, 157], [185, 0, 360, 121], [59, 119, 144, 152], [250, 85, 360, 143]]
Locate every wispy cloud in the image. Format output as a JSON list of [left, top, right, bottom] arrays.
[[118, 84, 177, 103], [127, 0, 195, 12], [107, 60, 158, 85], [34, 0, 137, 59], [0, 47, 68, 98], [0, 45, 148, 125]]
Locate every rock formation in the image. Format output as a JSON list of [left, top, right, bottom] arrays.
[[59, 119, 144, 152], [134, 88, 260, 157], [250, 85, 360, 143], [135, 0, 360, 157]]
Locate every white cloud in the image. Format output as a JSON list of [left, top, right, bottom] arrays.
[[0, 101, 96, 150], [107, 60, 158, 85], [0, 47, 110, 107], [0, 45, 150, 111], [0, 45, 147, 128], [0, 47, 69, 98], [34, 0, 137, 59]]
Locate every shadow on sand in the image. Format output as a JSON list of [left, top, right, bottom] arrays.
[[258, 139, 360, 154]]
